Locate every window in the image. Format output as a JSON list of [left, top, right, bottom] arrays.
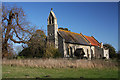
[[49, 13, 54, 24], [49, 33, 52, 36], [87, 49, 89, 58], [67, 48, 69, 55]]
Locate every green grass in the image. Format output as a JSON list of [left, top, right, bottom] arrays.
[[2, 65, 118, 78]]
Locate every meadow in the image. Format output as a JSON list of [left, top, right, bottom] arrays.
[[2, 58, 119, 79], [2, 65, 118, 78]]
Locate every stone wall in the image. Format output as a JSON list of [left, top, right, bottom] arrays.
[[63, 43, 94, 59], [62, 43, 108, 59], [94, 46, 104, 59], [58, 33, 64, 57]]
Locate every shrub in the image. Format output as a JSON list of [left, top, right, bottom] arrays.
[[43, 43, 62, 58], [17, 56, 25, 59], [52, 49, 62, 58], [18, 30, 62, 58], [18, 47, 44, 58], [18, 30, 46, 58]]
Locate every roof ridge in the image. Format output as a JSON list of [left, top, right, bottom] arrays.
[[84, 35, 91, 38], [80, 33, 91, 44], [58, 29, 82, 36], [91, 36, 101, 46]]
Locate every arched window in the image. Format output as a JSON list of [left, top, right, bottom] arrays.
[[67, 48, 69, 55], [70, 47, 73, 58], [87, 49, 89, 58], [49, 16, 51, 24], [49, 13, 54, 25], [91, 49, 93, 59]]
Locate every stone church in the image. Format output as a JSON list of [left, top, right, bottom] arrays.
[[47, 8, 109, 59]]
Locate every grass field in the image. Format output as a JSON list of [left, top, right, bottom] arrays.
[[2, 65, 118, 78]]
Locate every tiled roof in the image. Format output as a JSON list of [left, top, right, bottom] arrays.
[[58, 29, 101, 47], [58, 29, 90, 45], [83, 35, 101, 47]]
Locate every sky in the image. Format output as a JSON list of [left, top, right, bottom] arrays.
[[3, 2, 118, 52]]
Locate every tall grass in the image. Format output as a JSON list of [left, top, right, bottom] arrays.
[[2, 58, 118, 69]]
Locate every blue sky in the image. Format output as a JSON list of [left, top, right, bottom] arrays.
[[3, 2, 118, 52]]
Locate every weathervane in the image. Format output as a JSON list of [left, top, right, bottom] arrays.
[[51, 8, 53, 11]]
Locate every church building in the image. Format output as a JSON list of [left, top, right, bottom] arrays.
[[47, 8, 109, 59]]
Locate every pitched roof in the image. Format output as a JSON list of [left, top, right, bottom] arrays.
[[58, 29, 101, 47], [84, 35, 101, 47], [58, 29, 90, 45]]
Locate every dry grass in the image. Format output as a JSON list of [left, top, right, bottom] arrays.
[[2, 58, 118, 69]]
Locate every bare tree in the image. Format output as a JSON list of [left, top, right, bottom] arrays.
[[2, 5, 34, 58]]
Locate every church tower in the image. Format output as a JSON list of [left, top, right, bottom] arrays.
[[47, 8, 58, 48]]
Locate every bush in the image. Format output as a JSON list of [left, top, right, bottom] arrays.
[[43, 43, 62, 58], [117, 51, 120, 60], [18, 30, 46, 58], [17, 56, 24, 59], [18, 30, 62, 58], [18, 43, 62, 58], [52, 49, 62, 58], [18, 47, 44, 58]]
